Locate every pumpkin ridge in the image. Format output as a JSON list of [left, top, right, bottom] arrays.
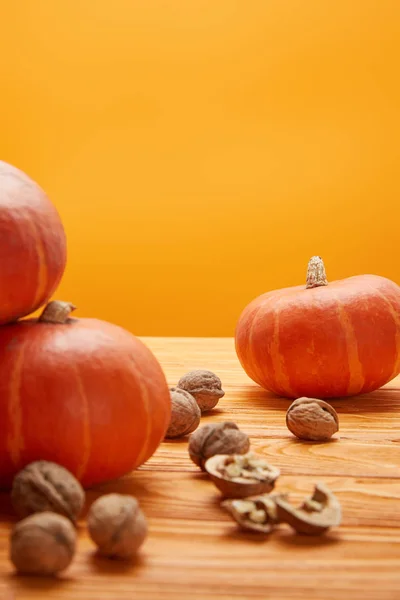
[[74, 366, 92, 481], [247, 298, 273, 388], [126, 353, 152, 468], [283, 289, 321, 397], [6, 338, 27, 467], [366, 282, 400, 382], [269, 298, 296, 397], [331, 291, 364, 396], [25, 215, 48, 309]]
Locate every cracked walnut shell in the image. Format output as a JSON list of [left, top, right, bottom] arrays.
[[275, 482, 342, 535], [205, 452, 280, 498], [222, 493, 285, 533]]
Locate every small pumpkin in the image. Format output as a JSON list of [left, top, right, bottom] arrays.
[[235, 257, 400, 399], [0, 161, 67, 324], [0, 302, 171, 488]]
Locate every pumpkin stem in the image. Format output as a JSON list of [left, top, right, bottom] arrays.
[[39, 301, 77, 324], [306, 256, 328, 289]]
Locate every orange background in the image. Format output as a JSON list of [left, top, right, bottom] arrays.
[[1, 1, 399, 336]]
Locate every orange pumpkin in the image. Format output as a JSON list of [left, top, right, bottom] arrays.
[[235, 257, 400, 399], [0, 302, 171, 488], [0, 161, 66, 324]]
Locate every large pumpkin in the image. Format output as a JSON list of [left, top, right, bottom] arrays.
[[235, 257, 400, 399], [0, 302, 171, 488], [0, 161, 66, 324]]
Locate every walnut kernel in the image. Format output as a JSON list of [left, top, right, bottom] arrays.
[[87, 494, 148, 559], [286, 397, 339, 441], [10, 512, 76, 575], [188, 422, 250, 470], [217, 453, 278, 483], [177, 370, 225, 412], [165, 388, 201, 438], [11, 460, 85, 522]]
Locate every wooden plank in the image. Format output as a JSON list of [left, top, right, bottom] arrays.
[[2, 472, 400, 534], [1, 337, 400, 599], [97, 473, 400, 529], [144, 435, 400, 477], [2, 523, 400, 600]]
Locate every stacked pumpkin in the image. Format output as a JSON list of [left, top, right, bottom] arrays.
[[0, 161, 171, 489]]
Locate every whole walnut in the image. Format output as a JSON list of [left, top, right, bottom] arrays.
[[165, 388, 201, 439], [286, 397, 339, 441], [87, 494, 148, 559], [188, 421, 250, 470], [11, 460, 85, 522], [177, 370, 225, 412], [10, 511, 77, 575]]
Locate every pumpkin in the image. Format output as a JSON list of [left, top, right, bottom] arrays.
[[0, 161, 66, 324], [0, 301, 171, 488], [235, 256, 400, 399]]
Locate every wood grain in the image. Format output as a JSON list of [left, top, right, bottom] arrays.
[[1, 337, 400, 599]]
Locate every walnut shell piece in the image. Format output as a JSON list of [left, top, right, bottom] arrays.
[[10, 512, 77, 575], [177, 370, 225, 412], [275, 482, 342, 535], [165, 388, 201, 439], [87, 494, 148, 559], [205, 452, 280, 498], [286, 397, 339, 441], [188, 422, 250, 470], [11, 460, 85, 522], [222, 493, 286, 533]]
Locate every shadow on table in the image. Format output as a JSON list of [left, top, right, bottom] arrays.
[[221, 526, 341, 548], [6, 552, 143, 594], [245, 385, 400, 414], [6, 572, 73, 594], [90, 550, 145, 574], [276, 528, 341, 548]]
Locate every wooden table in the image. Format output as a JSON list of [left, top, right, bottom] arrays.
[[1, 337, 400, 600]]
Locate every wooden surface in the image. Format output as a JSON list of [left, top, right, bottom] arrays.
[[1, 337, 400, 600]]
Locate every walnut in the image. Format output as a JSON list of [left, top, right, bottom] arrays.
[[205, 452, 280, 498], [87, 494, 148, 559], [10, 511, 77, 575], [286, 397, 339, 441], [188, 422, 250, 470], [11, 460, 85, 522], [177, 370, 225, 412], [165, 388, 201, 439]]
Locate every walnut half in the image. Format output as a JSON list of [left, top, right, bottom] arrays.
[[205, 452, 280, 498]]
